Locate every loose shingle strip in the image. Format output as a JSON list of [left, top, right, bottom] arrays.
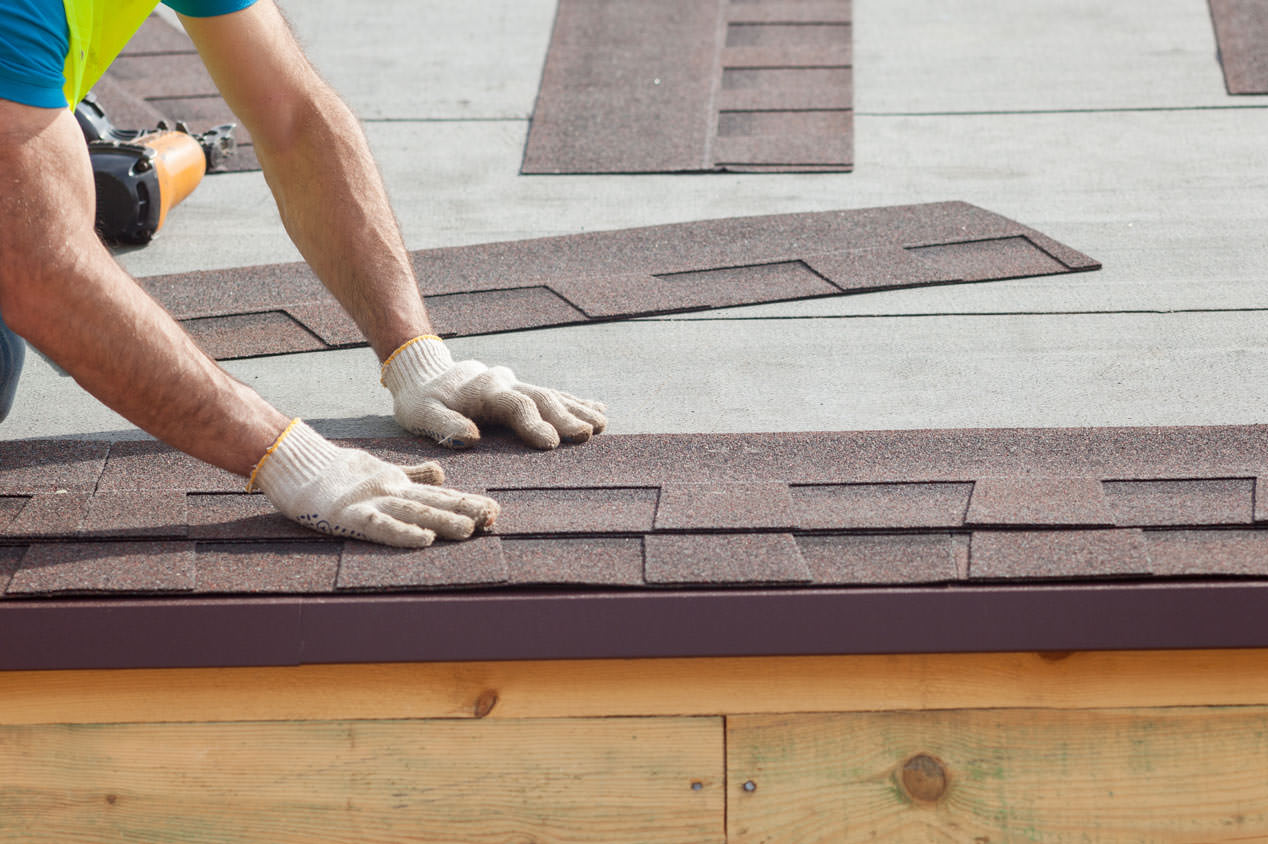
[[138, 202, 1099, 360], [488, 487, 659, 535], [3, 426, 1268, 600], [523, 0, 853, 173], [3, 494, 93, 538], [1209, 0, 1268, 95]]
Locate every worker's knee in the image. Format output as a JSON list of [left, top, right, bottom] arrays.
[[0, 306, 25, 422]]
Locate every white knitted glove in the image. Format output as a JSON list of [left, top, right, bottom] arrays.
[[248, 419, 499, 547], [381, 335, 607, 450]]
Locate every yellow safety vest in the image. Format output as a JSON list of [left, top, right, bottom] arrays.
[[61, 0, 163, 107]]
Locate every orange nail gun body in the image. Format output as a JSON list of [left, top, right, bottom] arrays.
[[75, 92, 236, 244]]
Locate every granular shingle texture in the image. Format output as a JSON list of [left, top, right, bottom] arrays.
[[654, 482, 795, 530], [1143, 529, 1268, 576], [968, 530, 1151, 580], [96, 15, 259, 172], [1103, 478, 1254, 526], [489, 487, 658, 534], [790, 482, 972, 529], [966, 477, 1114, 527], [1208, 0, 1268, 94], [502, 537, 646, 586], [7, 541, 195, 595], [336, 537, 508, 591], [523, 0, 853, 173], [139, 202, 1100, 360], [644, 533, 810, 584], [797, 533, 961, 585], [5, 425, 1268, 600], [194, 542, 340, 593], [10, 427, 1268, 667]]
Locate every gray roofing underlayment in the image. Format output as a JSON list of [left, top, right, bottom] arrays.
[[522, 0, 853, 173], [7, 425, 1268, 669], [139, 201, 1098, 361], [1208, 0, 1268, 94]]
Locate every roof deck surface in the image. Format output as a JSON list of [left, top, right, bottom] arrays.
[[3, 0, 1267, 667]]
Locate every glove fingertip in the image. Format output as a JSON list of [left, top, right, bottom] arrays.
[[405, 462, 445, 485], [479, 498, 501, 530], [428, 422, 480, 450], [528, 426, 562, 450], [365, 512, 438, 548], [434, 514, 477, 541], [565, 425, 593, 445]]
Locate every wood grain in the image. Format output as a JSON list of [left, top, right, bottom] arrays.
[[0, 717, 723, 844], [727, 707, 1268, 842], [5, 649, 1268, 725]]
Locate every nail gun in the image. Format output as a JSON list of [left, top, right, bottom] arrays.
[[74, 91, 237, 244]]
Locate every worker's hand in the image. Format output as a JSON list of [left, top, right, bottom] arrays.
[[380, 335, 607, 450], [249, 419, 498, 548]]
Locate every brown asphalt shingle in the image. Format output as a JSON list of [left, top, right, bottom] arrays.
[[336, 537, 508, 591], [644, 533, 811, 585], [502, 536, 646, 586], [488, 487, 659, 535], [789, 482, 972, 530], [1103, 478, 1255, 527], [4, 426, 1268, 598], [8, 541, 196, 595], [138, 202, 1100, 360], [966, 477, 1114, 527], [797, 533, 961, 585], [523, 0, 853, 173], [195, 541, 340, 593], [968, 530, 1152, 581], [1208, 0, 1268, 94]]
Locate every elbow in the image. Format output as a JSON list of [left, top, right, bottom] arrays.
[[252, 84, 361, 165]]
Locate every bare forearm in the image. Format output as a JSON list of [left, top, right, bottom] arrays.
[[179, 1, 431, 361], [0, 105, 288, 477], [255, 87, 431, 360], [10, 257, 288, 476]]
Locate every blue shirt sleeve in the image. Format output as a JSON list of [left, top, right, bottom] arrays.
[[0, 0, 71, 108], [162, 0, 259, 17]]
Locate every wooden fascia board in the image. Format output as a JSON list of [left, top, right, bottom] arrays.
[[5, 648, 1268, 726]]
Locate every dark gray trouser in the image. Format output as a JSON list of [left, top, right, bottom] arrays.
[[0, 306, 24, 422]]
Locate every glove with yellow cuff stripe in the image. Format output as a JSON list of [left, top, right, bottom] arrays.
[[381, 335, 607, 450], [249, 419, 498, 548]]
